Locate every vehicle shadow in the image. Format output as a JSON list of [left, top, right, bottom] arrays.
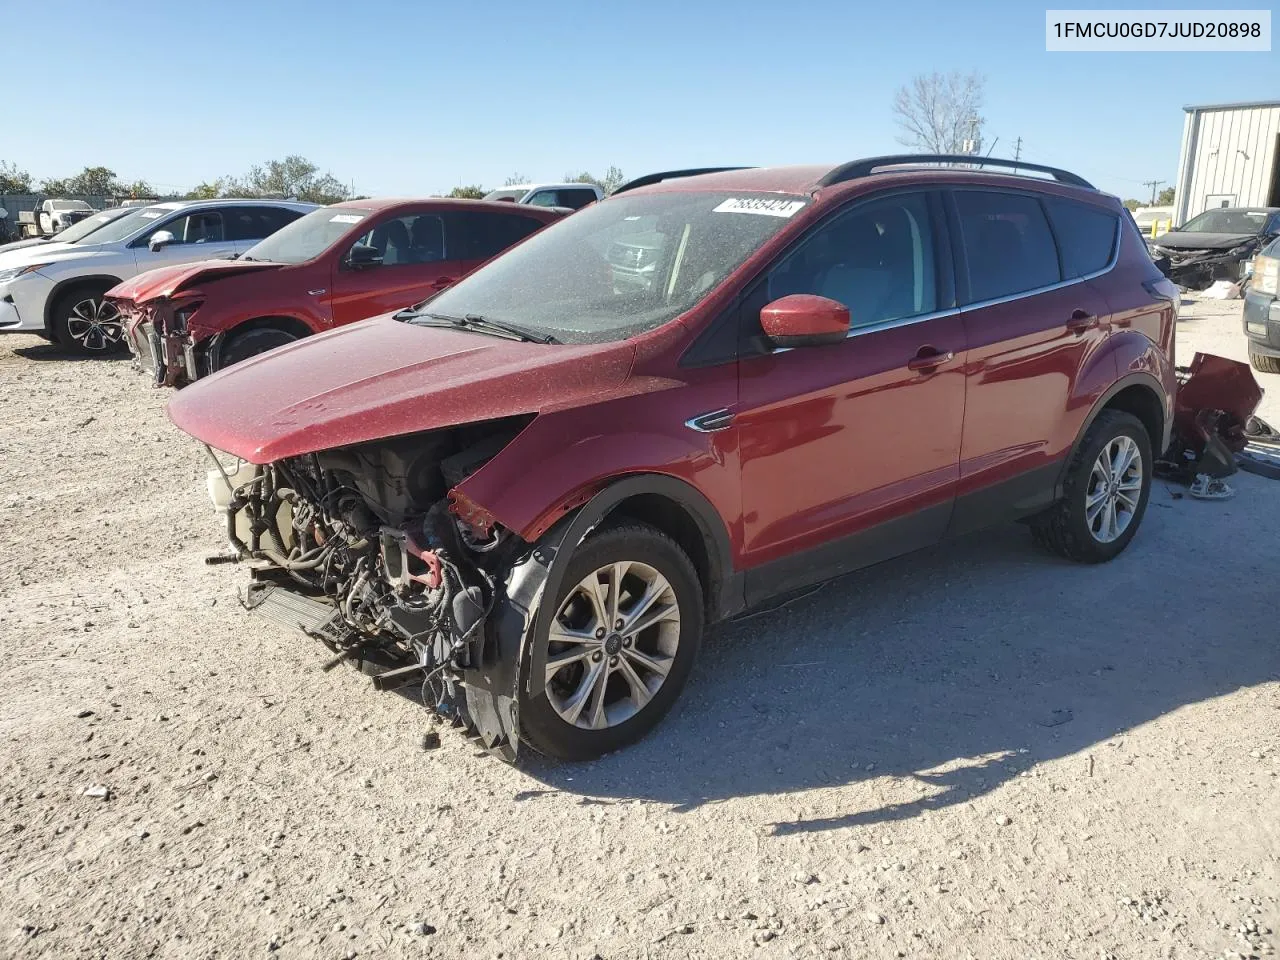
[[12, 343, 131, 362], [516, 479, 1280, 834]]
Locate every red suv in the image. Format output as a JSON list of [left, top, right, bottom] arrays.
[[170, 157, 1178, 761], [109, 198, 566, 385]]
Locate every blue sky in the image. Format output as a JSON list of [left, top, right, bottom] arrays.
[[6, 0, 1276, 201]]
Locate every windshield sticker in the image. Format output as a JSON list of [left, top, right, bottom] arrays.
[[139, 211, 163, 219], [330, 214, 365, 224], [713, 197, 806, 218]]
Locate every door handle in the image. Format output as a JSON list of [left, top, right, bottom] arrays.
[[906, 348, 954, 372], [431, 276, 456, 289], [1066, 310, 1099, 333]]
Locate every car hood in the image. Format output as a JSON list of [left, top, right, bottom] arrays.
[[0, 240, 76, 265], [108, 259, 283, 303], [168, 313, 636, 463], [0, 237, 51, 255], [1152, 231, 1259, 251]]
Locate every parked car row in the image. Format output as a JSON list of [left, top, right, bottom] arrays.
[[141, 155, 1186, 762], [0, 199, 314, 352]]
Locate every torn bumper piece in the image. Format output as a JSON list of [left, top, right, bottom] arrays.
[[1163, 352, 1264, 479]]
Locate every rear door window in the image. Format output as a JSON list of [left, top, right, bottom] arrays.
[[226, 206, 304, 242], [1044, 197, 1118, 279], [525, 188, 597, 209], [444, 211, 546, 260], [954, 191, 1061, 303]]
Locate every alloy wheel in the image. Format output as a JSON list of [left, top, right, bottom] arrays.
[[64, 298, 123, 352], [1085, 435, 1143, 543], [545, 561, 681, 730]]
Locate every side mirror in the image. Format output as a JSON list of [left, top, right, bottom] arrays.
[[148, 230, 176, 252], [348, 243, 383, 269], [760, 294, 849, 348]]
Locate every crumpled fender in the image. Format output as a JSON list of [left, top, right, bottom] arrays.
[[466, 471, 740, 761]]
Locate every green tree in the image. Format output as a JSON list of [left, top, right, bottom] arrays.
[[563, 166, 626, 193], [120, 179, 154, 198], [66, 166, 120, 195], [0, 161, 33, 193], [184, 179, 227, 200], [224, 156, 352, 204], [1157, 186, 1175, 205], [1122, 198, 1141, 211], [446, 185, 486, 199]]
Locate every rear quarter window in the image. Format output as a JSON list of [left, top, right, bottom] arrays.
[[1044, 197, 1118, 279]]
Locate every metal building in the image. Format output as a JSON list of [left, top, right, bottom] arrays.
[[1173, 100, 1280, 226]]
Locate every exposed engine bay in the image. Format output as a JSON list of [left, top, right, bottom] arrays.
[[207, 416, 536, 758]]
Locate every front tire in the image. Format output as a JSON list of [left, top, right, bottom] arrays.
[[219, 327, 302, 369], [519, 523, 703, 760], [1031, 410, 1152, 563], [1249, 350, 1280, 375], [50, 287, 126, 355]]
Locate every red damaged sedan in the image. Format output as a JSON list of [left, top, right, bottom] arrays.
[[110, 198, 565, 385]]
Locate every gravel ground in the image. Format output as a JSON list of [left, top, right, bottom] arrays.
[[1, 299, 1277, 960]]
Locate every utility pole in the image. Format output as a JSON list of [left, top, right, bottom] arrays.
[[1142, 179, 1165, 205], [1012, 137, 1023, 174]]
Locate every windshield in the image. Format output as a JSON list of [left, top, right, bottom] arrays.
[[56, 208, 136, 243], [81, 205, 174, 245], [482, 189, 524, 202], [416, 192, 806, 344], [1179, 209, 1269, 234], [51, 200, 92, 211], [240, 207, 372, 264]]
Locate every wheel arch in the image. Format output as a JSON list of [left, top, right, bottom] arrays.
[[212, 315, 313, 369], [44, 275, 124, 331], [1057, 373, 1167, 498], [225, 314, 314, 342], [513, 473, 743, 721]]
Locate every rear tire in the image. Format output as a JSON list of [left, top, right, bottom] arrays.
[[1030, 409, 1152, 563], [1249, 350, 1280, 375], [219, 326, 302, 368], [519, 523, 703, 760], [50, 286, 126, 355]]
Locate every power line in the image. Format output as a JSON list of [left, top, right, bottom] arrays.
[[1142, 179, 1166, 205]]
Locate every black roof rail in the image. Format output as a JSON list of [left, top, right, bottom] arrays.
[[818, 154, 1094, 190], [610, 167, 754, 196]]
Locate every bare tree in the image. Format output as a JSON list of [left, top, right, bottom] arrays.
[[503, 173, 530, 187], [892, 72, 986, 155]]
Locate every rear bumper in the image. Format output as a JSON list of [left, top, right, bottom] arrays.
[[1243, 290, 1280, 358]]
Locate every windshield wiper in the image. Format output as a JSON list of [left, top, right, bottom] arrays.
[[408, 311, 559, 344]]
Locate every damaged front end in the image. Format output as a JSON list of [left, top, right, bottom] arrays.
[[1152, 240, 1262, 291], [116, 294, 213, 387], [206, 417, 540, 759]]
